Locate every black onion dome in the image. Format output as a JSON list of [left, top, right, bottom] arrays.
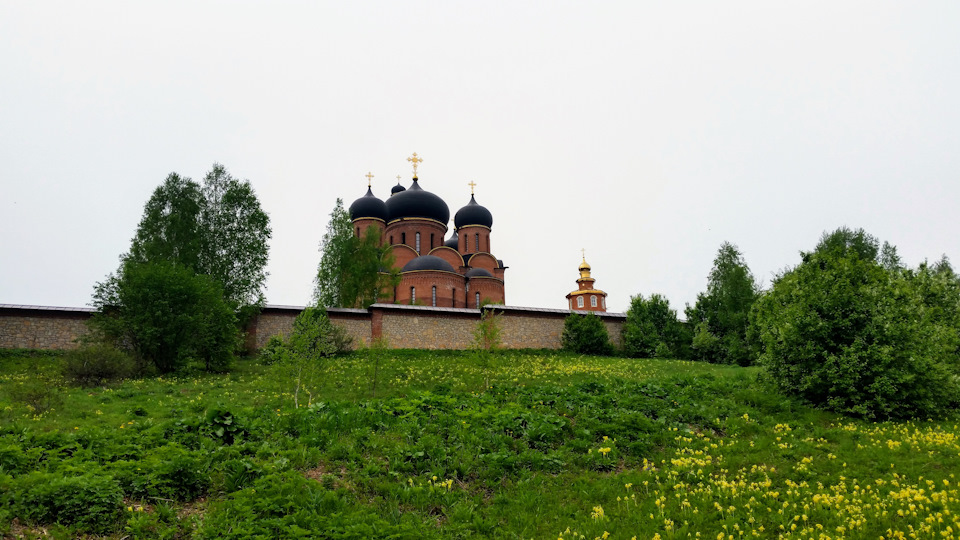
[[454, 194, 493, 229], [348, 187, 387, 221], [391, 183, 406, 195], [465, 267, 493, 278], [385, 178, 450, 223], [401, 255, 456, 273], [444, 230, 459, 249]]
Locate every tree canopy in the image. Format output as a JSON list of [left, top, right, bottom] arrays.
[[314, 199, 399, 309], [752, 227, 960, 420], [686, 242, 759, 365], [127, 164, 271, 312], [622, 293, 685, 359]]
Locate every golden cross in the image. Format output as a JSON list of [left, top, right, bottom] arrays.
[[581, 248, 586, 261], [407, 152, 423, 177], [396, 175, 402, 183], [468, 181, 477, 195], [365, 171, 374, 187]]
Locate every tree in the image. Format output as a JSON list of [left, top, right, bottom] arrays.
[[622, 293, 684, 358], [686, 242, 759, 365], [127, 164, 271, 314], [752, 228, 960, 420], [91, 260, 239, 373], [199, 164, 272, 311], [269, 306, 352, 408], [314, 199, 400, 308], [562, 312, 613, 355]]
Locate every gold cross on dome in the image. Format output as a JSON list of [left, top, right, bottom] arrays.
[[468, 181, 477, 195], [407, 152, 423, 177], [396, 175, 402, 183], [365, 171, 374, 187]]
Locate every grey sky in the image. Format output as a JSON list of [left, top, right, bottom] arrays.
[[2, 2, 958, 314]]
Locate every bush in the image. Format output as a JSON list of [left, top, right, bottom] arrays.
[[8, 376, 63, 415], [561, 313, 613, 355], [752, 228, 960, 419], [62, 343, 136, 387], [91, 260, 240, 373], [622, 293, 684, 358], [6, 471, 123, 533]]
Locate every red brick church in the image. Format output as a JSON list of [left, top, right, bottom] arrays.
[[348, 153, 506, 308]]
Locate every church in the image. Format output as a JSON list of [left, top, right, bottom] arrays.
[[348, 153, 507, 308]]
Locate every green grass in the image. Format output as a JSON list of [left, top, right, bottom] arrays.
[[1, 348, 958, 539]]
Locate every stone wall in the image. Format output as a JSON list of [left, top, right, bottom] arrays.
[[0, 303, 626, 352], [0, 306, 93, 350]]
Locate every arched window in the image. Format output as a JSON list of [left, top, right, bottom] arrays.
[[602, 297, 606, 309], [356, 227, 359, 237], [389, 235, 393, 245], [401, 232, 406, 245], [452, 288, 456, 307], [591, 296, 597, 307], [475, 233, 480, 252], [410, 287, 416, 304], [475, 292, 481, 308], [415, 232, 421, 253], [430, 233, 435, 250], [577, 296, 584, 308], [431, 286, 437, 306]]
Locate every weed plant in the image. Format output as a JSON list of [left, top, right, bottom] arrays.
[[0, 348, 958, 538]]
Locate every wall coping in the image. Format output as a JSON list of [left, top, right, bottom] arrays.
[[0, 304, 96, 313], [0, 303, 627, 320]]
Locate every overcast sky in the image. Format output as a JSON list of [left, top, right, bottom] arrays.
[[2, 2, 958, 314]]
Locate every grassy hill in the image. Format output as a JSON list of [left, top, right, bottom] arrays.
[[1, 349, 958, 539]]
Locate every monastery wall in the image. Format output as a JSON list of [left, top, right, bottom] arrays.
[[0, 306, 94, 350], [0, 304, 626, 352]]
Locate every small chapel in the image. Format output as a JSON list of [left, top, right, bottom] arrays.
[[566, 252, 608, 312], [348, 153, 506, 308]]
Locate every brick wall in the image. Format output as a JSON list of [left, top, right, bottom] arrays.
[[0, 306, 93, 350], [0, 304, 626, 352]]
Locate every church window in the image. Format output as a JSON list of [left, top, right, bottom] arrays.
[[389, 235, 393, 245], [475, 292, 481, 308], [430, 233, 435, 249], [475, 233, 480, 252], [432, 286, 437, 306], [401, 232, 406, 245], [602, 297, 606, 309], [356, 227, 359, 236], [416, 232, 421, 253], [591, 296, 597, 307], [452, 288, 456, 307], [577, 297, 584, 308], [410, 287, 416, 304]]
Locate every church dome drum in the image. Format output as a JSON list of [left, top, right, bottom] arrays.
[[454, 194, 493, 229], [349, 187, 387, 221], [401, 254, 457, 273], [385, 179, 450, 224]]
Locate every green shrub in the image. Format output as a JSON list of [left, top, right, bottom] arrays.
[[752, 228, 960, 419], [6, 471, 123, 533], [622, 293, 684, 358], [91, 260, 240, 373], [561, 313, 613, 355], [8, 376, 63, 415], [62, 343, 135, 387]]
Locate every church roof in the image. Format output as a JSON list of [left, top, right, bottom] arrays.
[[385, 178, 450, 224], [348, 186, 388, 221], [401, 254, 457, 273], [454, 194, 493, 229]]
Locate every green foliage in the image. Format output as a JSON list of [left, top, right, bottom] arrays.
[[687, 242, 759, 365], [752, 227, 960, 420], [91, 260, 239, 373], [473, 308, 503, 390], [268, 306, 353, 407], [127, 164, 272, 313], [8, 374, 63, 415], [62, 343, 135, 387], [315, 200, 400, 308], [562, 312, 613, 355], [622, 293, 685, 358], [5, 472, 123, 533]]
